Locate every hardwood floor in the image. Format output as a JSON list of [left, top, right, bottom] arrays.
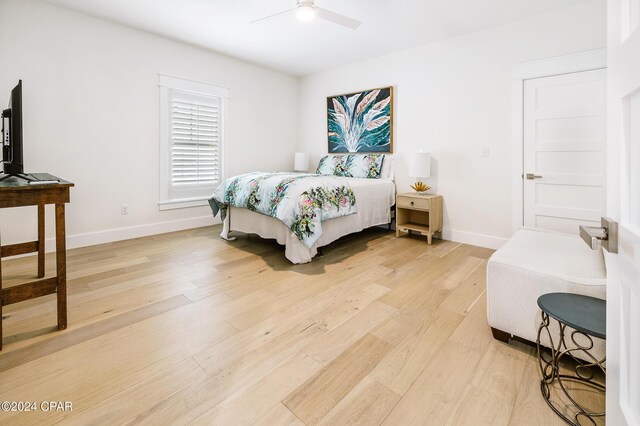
[[0, 226, 604, 425]]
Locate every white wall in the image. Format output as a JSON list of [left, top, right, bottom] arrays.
[[0, 0, 608, 252], [0, 0, 298, 249], [297, 0, 607, 248]]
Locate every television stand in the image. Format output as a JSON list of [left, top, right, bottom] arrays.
[[0, 173, 35, 182], [0, 175, 74, 350]]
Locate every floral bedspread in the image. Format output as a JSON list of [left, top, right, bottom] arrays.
[[209, 172, 357, 247]]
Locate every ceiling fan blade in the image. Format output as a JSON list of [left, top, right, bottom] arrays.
[[250, 8, 296, 24], [315, 7, 362, 29]]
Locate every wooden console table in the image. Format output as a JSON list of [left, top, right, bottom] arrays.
[[0, 176, 74, 350]]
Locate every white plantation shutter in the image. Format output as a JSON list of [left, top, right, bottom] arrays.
[[170, 95, 221, 187], [159, 75, 227, 209]]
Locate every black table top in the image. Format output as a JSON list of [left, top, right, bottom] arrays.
[[537, 293, 606, 339], [0, 174, 73, 191]]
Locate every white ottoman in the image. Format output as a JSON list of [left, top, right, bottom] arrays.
[[487, 228, 606, 359]]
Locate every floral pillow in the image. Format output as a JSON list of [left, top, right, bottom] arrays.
[[316, 154, 385, 178], [316, 155, 348, 176], [343, 154, 385, 178]]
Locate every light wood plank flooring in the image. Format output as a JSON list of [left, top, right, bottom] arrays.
[[0, 226, 604, 425]]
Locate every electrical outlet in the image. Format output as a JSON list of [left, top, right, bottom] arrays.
[[482, 146, 490, 157], [121, 204, 129, 215]]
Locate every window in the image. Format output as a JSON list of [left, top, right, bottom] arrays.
[[159, 75, 228, 210]]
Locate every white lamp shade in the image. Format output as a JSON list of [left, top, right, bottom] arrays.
[[294, 152, 310, 172], [409, 152, 431, 178]]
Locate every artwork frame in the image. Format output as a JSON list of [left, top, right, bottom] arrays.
[[326, 86, 393, 153]]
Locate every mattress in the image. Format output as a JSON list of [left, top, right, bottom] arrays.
[[220, 177, 396, 263]]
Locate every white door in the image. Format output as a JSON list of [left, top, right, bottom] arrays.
[[523, 69, 607, 233], [606, 0, 640, 424]]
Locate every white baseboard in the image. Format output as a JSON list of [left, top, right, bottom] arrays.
[[43, 215, 220, 253], [441, 228, 508, 250], [35, 219, 502, 255]]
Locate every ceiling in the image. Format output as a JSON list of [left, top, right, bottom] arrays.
[[43, 0, 590, 76]]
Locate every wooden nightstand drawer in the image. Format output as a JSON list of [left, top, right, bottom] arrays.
[[397, 195, 430, 210]]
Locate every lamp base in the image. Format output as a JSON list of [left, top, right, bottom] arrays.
[[410, 181, 431, 193]]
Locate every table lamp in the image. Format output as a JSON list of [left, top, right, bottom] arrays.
[[294, 152, 310, 172], [409, 152, 431, 193]]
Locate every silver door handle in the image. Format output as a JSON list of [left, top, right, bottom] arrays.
[[579, 217, 618, 253], [526, 173, 542, 180]]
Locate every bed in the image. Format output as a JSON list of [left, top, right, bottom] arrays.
[[209, 155, 396, 264]]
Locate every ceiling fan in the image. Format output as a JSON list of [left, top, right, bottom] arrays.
[[250, 0, 362, 30]]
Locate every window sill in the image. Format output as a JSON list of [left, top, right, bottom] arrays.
[[158, 197, 210, 211]]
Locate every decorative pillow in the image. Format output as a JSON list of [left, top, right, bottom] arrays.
[[316, 155, 347, 176], [380, 155, 395, 180], [343, 154, 385, 178]]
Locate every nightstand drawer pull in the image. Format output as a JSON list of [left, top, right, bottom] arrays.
[[410, 201, 414, 206]]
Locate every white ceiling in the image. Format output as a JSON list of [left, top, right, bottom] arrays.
[[43, 0, 590, 76]]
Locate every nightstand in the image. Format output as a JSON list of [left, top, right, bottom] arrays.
[[395, 193, 443, 244]]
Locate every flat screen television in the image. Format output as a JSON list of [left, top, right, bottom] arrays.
[[1, 80, 24, 176]]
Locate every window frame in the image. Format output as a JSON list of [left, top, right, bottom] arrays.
[[158, 74, 228, 210]]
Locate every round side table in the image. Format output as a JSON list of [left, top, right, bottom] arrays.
[[536, 292, 606, 426]]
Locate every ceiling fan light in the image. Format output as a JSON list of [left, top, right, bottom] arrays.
[[296, 4, 316, 21]]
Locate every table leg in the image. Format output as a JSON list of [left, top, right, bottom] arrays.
[[55, 204, 67, 330], [536, 311, 605, 425], [38, 204, 45, 278]]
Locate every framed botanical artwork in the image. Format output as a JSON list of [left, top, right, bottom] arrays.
[[327, 86, 393, 153]]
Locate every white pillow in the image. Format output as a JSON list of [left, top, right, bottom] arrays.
[[380, 155, 395, 180]]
